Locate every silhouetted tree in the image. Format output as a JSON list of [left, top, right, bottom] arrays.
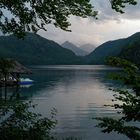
[[0, 0, 97, 38], [0, 100, 57, 140], [95, 57, 140, 140], [0, 0, 138, 38], [109, 0, 137, 13], [0, 58, 14, 85]]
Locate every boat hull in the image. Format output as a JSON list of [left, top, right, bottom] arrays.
[[19, 81, 33, 85]]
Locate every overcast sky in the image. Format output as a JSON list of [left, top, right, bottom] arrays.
[[38, 0, 140, 47]]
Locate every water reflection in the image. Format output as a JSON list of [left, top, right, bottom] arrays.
[[0, 84, 33, 101], [0, 86, 20, 101], [0, 65, 128, 140], [29, 65, 128, 140]]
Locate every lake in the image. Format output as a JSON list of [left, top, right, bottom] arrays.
[[0, 65, 128, 140]]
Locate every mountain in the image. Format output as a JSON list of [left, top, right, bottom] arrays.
[[119, 32, 140, 66], [86, 32, 140, 64], [0, 33, 83, 65], [80, 44, 96, 53], [61, 41, 88, 56]]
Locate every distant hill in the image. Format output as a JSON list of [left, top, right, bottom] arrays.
[[86, 32, 140, 65], [0, 33, 83, 65], [2, 32, 140, 66], [80, 44, 96, 53], [62, 41, 88, 56]]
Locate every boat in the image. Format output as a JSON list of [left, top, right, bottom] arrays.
[[19, 78, 33, 85]]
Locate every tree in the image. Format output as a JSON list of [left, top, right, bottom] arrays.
[[109, 0, 137, 13], [0, 1, 139, 139], [0, 90, 79, 140], [0, 58, 14, 85], [0, 100, 57, 140], [0, 0, 97, 38], [95, 57, 140, 140], [0, 0, 138, 38]]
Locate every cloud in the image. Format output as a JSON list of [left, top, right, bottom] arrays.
[[38, 17, 103, 46], [38, 0, 140, 47], [90, 0, 140, 21], [1, 0, 140, 48]]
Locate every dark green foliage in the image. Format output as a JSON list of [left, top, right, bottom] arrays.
[[0, 0, 98, 38], [119, 42, 140, 67], [95, 57, 140, 140], [117, 32, 140, 66], [0, 100, 57, 140], [0, 88, 79, 140], [96, 117, 140, 140], [0, 33, 84, 65], [0, 58, 15, 84], [0, 0, 138, 38], [0, 58, 14, 75], [110, 0, 137, 13]]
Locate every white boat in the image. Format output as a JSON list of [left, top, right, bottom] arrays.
[[19, 78, 33, 85]]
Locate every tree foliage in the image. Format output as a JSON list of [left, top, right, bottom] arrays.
[[0, 100, 57, 140], [0, 58, 14, 75], [110, 0, 137, 13], [95, 57, 140, 140], [0, 58, 15, 84], [0, 0, 138, 38], [0, 0, 97, 38]]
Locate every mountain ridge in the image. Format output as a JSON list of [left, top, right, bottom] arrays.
[[80, 44, 96, 53], [86, 32, 140, 64], [0, 33, 83, 65], [62, 41, 88, 56]]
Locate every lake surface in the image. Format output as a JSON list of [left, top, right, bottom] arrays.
[[1, 65, 128, 140]]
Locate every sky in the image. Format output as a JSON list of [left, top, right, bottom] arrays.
[[38, 0, 140, 47]]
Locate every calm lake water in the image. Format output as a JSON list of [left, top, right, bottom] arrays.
[[1, 65, 129, 140]]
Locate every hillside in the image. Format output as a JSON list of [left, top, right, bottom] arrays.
[[119, 33, 140, 66], [86, 32, 140, 64], [80, 44, 96, 53], [0, 33, 83, 65], [62, 41, 88, 56]]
